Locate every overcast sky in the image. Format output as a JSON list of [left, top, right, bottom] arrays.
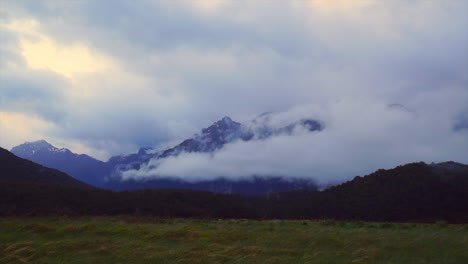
[[1, 1, 467, 181]]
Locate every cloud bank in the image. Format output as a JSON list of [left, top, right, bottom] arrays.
[[121, 96, 468, 184], [1, 0, 467, 173]]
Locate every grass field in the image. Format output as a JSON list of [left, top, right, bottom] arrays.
[[0, 217, 467, 264]]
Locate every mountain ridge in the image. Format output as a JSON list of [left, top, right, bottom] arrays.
[[10, 115, 324, 193], [0, 147, 93, 189], [11, 140, 108, 187]]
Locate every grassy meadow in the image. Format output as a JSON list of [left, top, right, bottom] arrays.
[[1, 217, 467, 264]]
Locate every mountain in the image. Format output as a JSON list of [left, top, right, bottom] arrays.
[[11, 113, 323, 194], [160, 117, 250, 157], [266, 161, 468, 222], [0, 147, 93, 189], [11, 140, 108, 187], [159, 116, 323, 158], [108, 147, 155, 165], [105, 116, 322, 193], [106, 147, 157, 175], [11, 115, 323, 194], [321, 161, 468, 221]]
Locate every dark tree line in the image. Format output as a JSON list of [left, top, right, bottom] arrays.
[[1, 162, 467, 223]]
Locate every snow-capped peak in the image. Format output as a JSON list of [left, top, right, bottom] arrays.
[[11, 139, 73, 157], [25, 139, 54, 149]]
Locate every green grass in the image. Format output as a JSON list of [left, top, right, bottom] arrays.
[[0, 217, 467, 264]]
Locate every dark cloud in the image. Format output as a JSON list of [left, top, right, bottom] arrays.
[[0, 0, 467, 166]]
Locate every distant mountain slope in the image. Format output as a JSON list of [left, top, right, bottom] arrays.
[[267, 162, 468, 222], [321, 162, 468, 221], [0, 147, 93, 189], [11, 140, 108, 187]]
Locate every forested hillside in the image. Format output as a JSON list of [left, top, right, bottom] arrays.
[[1, 155, 467, 222]]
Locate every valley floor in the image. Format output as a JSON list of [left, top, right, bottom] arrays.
[[0, 217, 467, 264]]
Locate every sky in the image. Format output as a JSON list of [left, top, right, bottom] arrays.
[[0, 0, 467, 182]]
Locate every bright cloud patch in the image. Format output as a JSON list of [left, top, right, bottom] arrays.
[[0, 0, 467, 168], [2, 19, 115, 79], [0, 111, 56, 146]]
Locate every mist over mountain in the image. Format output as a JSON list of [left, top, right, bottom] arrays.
[[157, 115, 322, 159], [10, 114, 323, 194], [10, 103, 468, 195], [118, 102, 468, 188]]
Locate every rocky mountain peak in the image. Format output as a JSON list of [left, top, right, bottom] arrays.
[[26, 139, 54, 149], [11, 140, 57, 155], [202, 116, 241, 135]]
